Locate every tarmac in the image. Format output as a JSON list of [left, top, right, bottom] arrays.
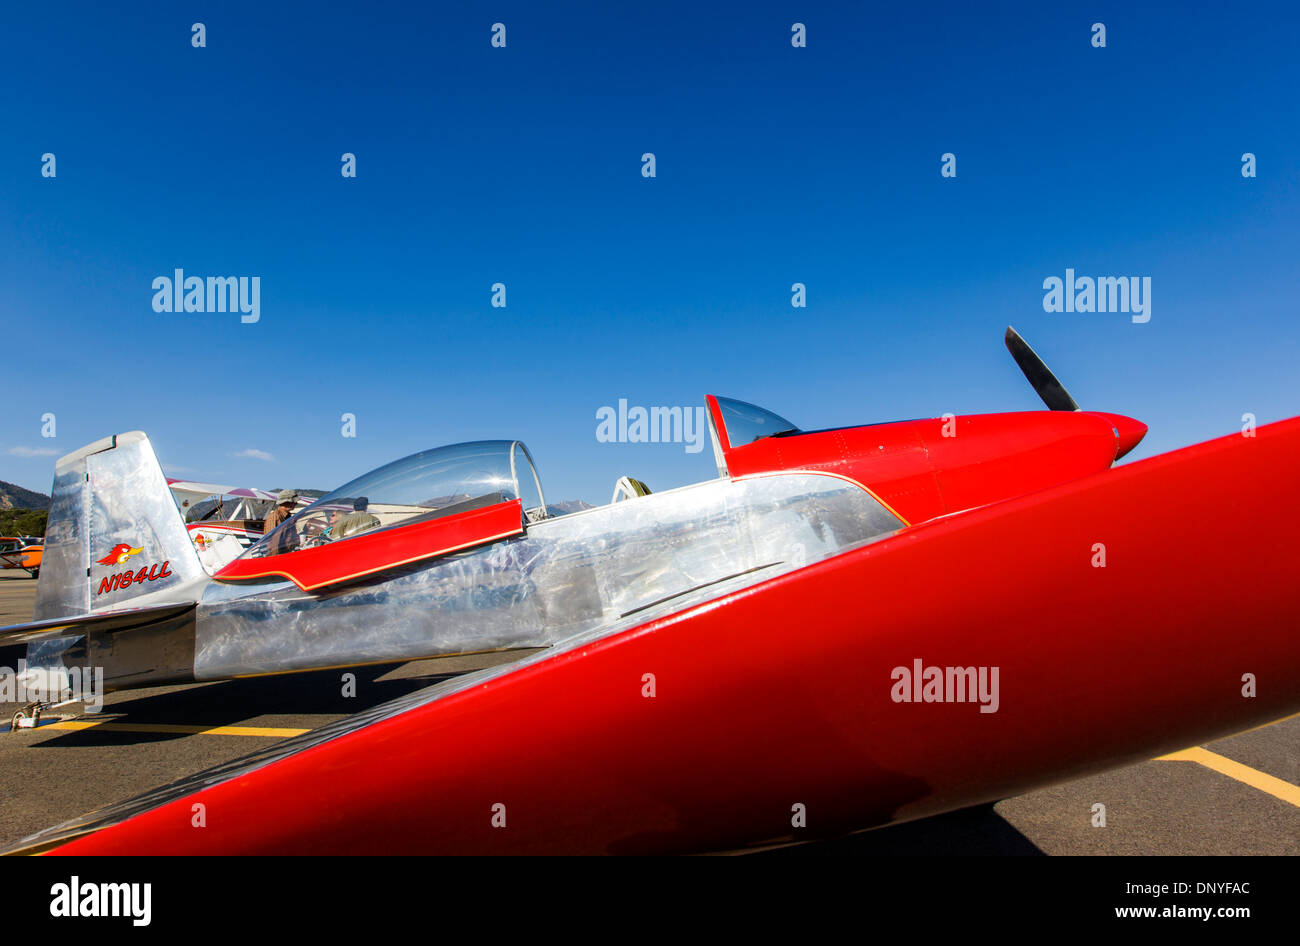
[[1, 569, 1296, 854]]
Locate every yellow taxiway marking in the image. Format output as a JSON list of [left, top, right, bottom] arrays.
[[40, 719, 309, 738], [1157, 747, 1300, 808]]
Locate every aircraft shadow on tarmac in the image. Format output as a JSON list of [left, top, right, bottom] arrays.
[[771, 804, 1046, 856], [26, 662, 460, 748]]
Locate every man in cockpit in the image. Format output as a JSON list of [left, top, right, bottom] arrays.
[[331, 496, 380, 540]]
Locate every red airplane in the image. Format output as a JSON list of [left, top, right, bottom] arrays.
[[7, 328, 1300, 854]]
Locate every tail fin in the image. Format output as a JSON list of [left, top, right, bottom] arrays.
[[34, 432, 204, 620]]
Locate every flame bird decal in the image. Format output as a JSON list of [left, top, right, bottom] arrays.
[[96, 544, 143, 566]]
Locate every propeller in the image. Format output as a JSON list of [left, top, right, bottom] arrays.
[[1004, 326, 1080, 412], [1004, 326, 1148, 459]]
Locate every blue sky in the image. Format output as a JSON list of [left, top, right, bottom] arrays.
[[2, 2, 1297, 504]]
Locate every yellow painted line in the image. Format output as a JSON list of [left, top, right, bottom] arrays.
[[1156, 747, 1300, 808], [41, 719, 308, 738]]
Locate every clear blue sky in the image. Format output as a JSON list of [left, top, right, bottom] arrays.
[[2, 2, 1298, 504]]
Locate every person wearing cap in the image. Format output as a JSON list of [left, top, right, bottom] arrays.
[[263, 489, 299, 533], [331, 496, 380, 541]]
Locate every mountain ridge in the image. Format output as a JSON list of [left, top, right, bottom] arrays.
[[0, 479, 50, 511]]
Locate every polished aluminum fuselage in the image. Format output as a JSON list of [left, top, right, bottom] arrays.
[[28, 470, 902, 691]]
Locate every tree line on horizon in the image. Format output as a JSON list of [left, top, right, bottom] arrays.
[[0, 509, 47, 538]]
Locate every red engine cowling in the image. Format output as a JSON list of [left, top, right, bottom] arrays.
[[718, 405, 1147, 526]]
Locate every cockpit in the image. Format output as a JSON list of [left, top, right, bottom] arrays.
[[240, 397, 803, 565], [216, 397, 822, 592], [243, 440, 545, 561]]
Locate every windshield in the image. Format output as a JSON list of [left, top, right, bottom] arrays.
[[244, 440, 544, 559], [715, 396, 799, 448]]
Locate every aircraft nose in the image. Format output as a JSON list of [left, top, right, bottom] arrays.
[[1089, 412, 1148, 460]]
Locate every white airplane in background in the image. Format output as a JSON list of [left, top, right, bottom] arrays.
[[167, 479, 312, 573]]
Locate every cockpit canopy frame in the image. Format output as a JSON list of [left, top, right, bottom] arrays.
[[216, 440, 545, 590]]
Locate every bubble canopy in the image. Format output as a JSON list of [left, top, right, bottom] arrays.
[[244, 440, 546, 560]]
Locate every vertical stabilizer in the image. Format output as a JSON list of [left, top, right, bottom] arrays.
[[34, 432, 204, 620]]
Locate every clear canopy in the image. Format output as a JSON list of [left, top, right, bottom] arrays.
[[244, 440, 545, 559], [715, 396, 799, 448]]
